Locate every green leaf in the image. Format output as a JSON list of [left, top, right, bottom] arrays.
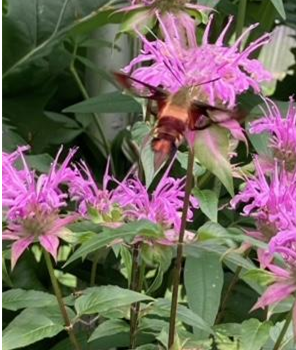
[[241, 319, 272, 350], [65, 220, 163, 266], [75, 285, 153, 316], [269, 0, 286, 19], [184, 253, 223, 339], [198, 221, 230, 241], [150, 299, 213, 334], [3, 0, 111, 79], [25, 154, 54, 173], [185, 242, 255, 270], [2, 307, 66, 350], [2, 289, 57, 311], [63, 92, 141, 114], [131, 121, 156, 187], [193, 189, 218, 222], [243, 269, 275, 286], [194, 126, 234, 196], [2, 263, 13, 288], [89, 319, 129, 342]]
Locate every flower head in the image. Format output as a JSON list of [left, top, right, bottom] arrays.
[[124, 15, 272, 108], [249, 97, 296, 171], [2, 146, 78, 268], [269, 229, 296, 267], [252, 245, 296, 310], [231, 158, 296, 241], [120, 0, 212, 45], [69, 159, 115, 221], [112, 164, 198, 244]]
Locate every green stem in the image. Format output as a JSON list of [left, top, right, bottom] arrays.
[[215, 265, 242, 324], [168, 148, 195, 349], [215, 248, 251, 324], [235, 0, 248, 41], [70, 44, 115, 174], [43, 250, 81, 350], [130, 242, 143, 349], [272, 306, 294, 350], [90, 252, 101, 286]]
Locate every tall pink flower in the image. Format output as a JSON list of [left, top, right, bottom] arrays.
[[249, 97, 296, 171], [112, 165, 198, 245], [231, 158, 296, 242], [2, 146, 78, 268], [123, 15, 272, 108]]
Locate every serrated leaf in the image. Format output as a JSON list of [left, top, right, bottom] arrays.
[[65, 220, 163, 266], [194, 126, 234, 196], [184, 253, 223, 339], [63, 92, 141, 114], [2, 307, 67, 350], [88, 319, 129, 342], [241, 319, 272, 350], [193, 189, 218, 222], [149, 299, 213, 334], [75, 285, 153, 316], [2, 289, 57, 311]]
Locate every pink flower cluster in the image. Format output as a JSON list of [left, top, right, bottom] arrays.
[[2, 146, 78, 268], [232, 99, 296, 310], [123, 15, 272, 107], [2, 147, 199, 268]]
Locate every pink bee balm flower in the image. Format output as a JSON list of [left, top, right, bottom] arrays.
[[252, 245, 296, 310], [2, 146, 78, 268], [120, 1, 213, 46], [69, 159, 114, 218], [123, 15, 272, 108], [231, 158, 296, 242], [269, 229, 296, 267], [112, 165, 198, 245], [249, 97, 296, 171]]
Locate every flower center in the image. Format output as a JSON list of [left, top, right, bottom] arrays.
[[22, 210, 57, 237], [155, 0, 187, 12]]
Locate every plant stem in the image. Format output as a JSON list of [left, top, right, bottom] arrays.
[[215, 248, 251, 324], [70, 45, 115, 174], [215, 265, 242, 324], [168, 148, 195, 349], [130, 242, 143, 349], [235, 0, 248, 41], [90, 252, 101, 286], [272, 306, 294, 350], [43, 250, 81, 350]]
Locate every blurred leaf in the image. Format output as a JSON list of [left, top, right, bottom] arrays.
[[2, 120, 27, 152], [63, 91, 141, 114], [2, 306, 68, 350], [270, 0, 286, 19], [241, 318, 272, 350], [185, 253, 223, 339], [194, 126, 234, 196], [88, 319, 129, 342], [2, 0, 111, 79], [26, 154, 54, 173], [65, 220, 163, 266], [2, 289, 57, 311], [75, 285, 153, 316], [2, 257, 13, 288], [193, 189, 218, 222]]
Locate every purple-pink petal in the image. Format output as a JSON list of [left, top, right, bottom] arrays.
[[39, 235, 60, 261], [11, 236, 34, 269]]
